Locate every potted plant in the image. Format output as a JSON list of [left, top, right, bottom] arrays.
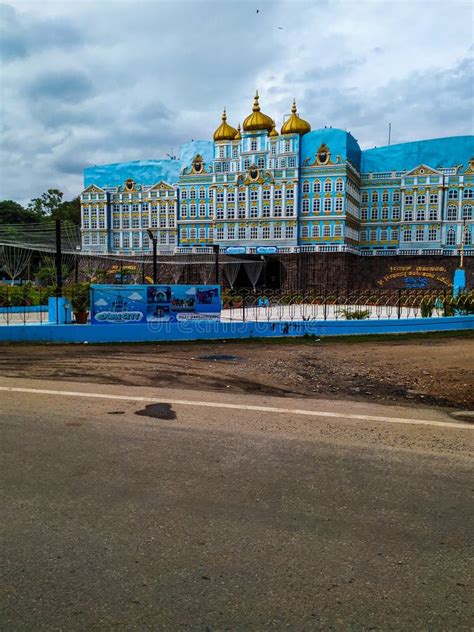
[[68, 282, 90, 324]]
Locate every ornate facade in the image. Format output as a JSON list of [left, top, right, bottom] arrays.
[[80, 93, 474, 258]]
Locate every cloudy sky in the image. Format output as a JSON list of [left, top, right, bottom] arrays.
[[1, 0, 473, 203]]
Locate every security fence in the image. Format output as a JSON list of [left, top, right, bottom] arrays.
[[220, 288, 474, 322]]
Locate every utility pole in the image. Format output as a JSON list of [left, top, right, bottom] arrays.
[[147, 230, 158, 283], [460, 219, 466, 269], [212, 244, 219, 285], [55, 219, 62, 297]]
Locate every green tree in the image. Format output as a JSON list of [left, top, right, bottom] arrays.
[[0, 200, 41, 224], [28, 189, 64, 218], [52, 196, 81, 225]]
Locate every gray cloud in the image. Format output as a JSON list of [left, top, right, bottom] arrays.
[[0, 3, 85, 62], [24, 70, 94, 103], [1, 0, 473, 203]]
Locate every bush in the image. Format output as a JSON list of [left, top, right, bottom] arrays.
[[339, 308, 370, 320], [420, 297, 435, 318], [65, 282, 90, 313], [0, 284, 57, 307]]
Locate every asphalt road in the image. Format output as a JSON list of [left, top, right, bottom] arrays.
[[1, 377, 473, 631]]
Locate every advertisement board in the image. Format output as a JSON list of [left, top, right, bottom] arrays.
[[90, 284, 221, 324]]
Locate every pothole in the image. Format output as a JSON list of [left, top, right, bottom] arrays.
[[135, 403, 176, 420]]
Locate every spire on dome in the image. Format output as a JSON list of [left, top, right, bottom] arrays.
[[213, 107, 238, 141], [243, 90, 274, 133], [280, 99, 311, 135]]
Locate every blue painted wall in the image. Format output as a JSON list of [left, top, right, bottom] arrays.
[[0, 305, 47, 314], [0, 316, 472, 344], [301, 128, 362, 170], [83, 140, 215, 188], [361, 135, 474, 173], [84, 159, 182, 188], [179, 140, 214, 172]]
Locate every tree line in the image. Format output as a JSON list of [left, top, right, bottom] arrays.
[[0, 189, 80, 226]]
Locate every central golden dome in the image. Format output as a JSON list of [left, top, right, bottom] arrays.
[[281, 99, 311, 135], [213, 108, 238, 142], [242, 91, 274, 133]]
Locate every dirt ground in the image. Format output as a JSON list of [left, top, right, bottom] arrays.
[[1, 332, 473, 410]]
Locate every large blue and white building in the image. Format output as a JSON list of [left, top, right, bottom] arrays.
[[80, 92, 474, 258]]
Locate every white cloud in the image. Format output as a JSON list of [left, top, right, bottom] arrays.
[[127, 292, 143, 301], [1, 0, 473, 203], [94, 297, 107, 306]]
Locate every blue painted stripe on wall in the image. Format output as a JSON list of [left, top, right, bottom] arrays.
[[0, 316, 472, 344], [0, 305, 48, 314]]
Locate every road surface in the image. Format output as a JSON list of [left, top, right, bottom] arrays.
[[1, 377, 472, 630]]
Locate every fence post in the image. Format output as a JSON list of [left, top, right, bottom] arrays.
[[397, 289, 402, 319], [242, 292, 246, 322], [323, 290, 328, 321], [55, 219, 63, 297]]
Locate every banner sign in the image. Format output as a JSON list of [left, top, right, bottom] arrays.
[[376, 265, 450, 288], [90, 284, 221, 324], [256, 246, 278, 255]]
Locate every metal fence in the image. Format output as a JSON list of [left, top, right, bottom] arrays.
[[220, 288, 474, 322], [0, 284, 473, 325], [0, 284, 86, 326]]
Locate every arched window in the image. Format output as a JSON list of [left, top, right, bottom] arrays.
[[335, 179, 344, 193], [447, 205, 457, 220], [324, 180, 332, 193], [463, 205, 472, 220], [302, 181, 310, 194], [463, 188, 473, 199], [446, 228, 456, 246], [465, 228, 472, 245], [371, 191, 378, 203], [448, 189, 458, 199], [313, 180, 321, 193]]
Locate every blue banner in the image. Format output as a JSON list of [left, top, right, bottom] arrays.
[[90, 284, 221, 324]]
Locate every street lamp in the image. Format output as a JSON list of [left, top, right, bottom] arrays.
[[147, 229, 158, 284], [212, 244, 220, 285]]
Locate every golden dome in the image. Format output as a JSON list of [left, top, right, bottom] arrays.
[[213, 108, 238, 142], [242, 91, 274, 133], [269, 120, 279, 137], [281, 99, 311, 135], [234, 123, 242, 140]]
